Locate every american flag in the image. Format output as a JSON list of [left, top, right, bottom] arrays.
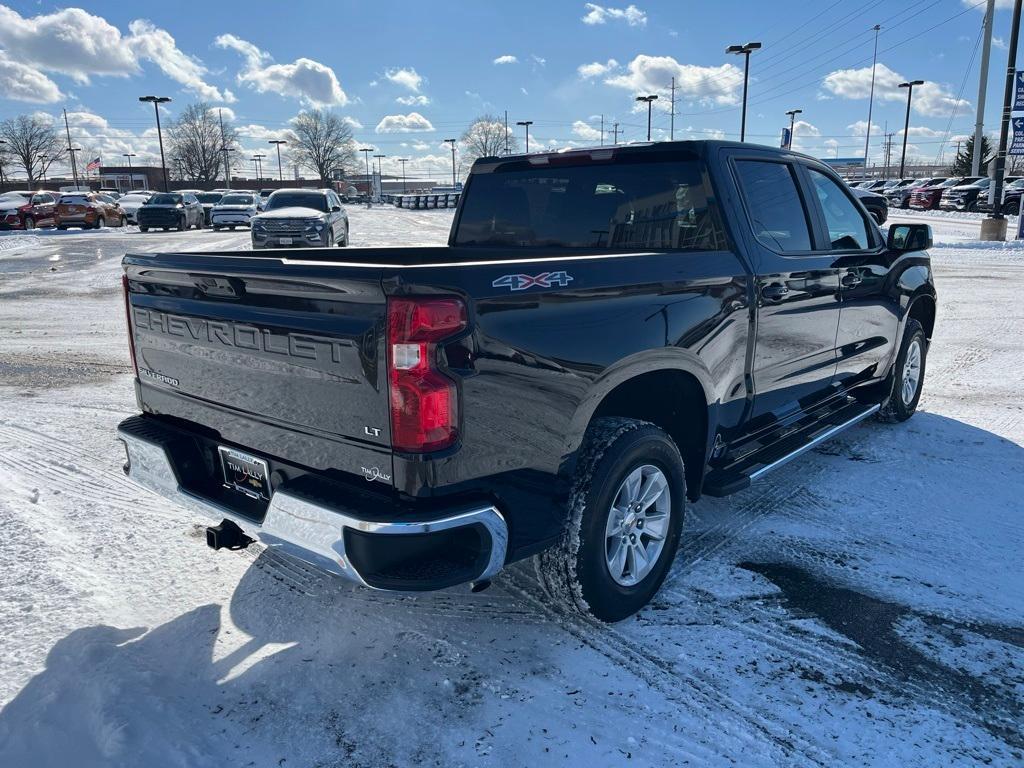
[[85, 156, 100, 172]]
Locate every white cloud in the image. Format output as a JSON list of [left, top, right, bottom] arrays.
[[493, 55, 518, 65], [581, 3, 647, 27], [572, 120, 602, 141], [412, 140, 430, 151], [396, 94, 431, 106], [531, 55, 547, 67], [606, 55, 743, 106], [343, 116, 364, 130], [578, 59, 619, 79], [385, 67, 424, 92], [822, 63, 969, 118], [793, 120, 820, 137], [847, 120, 880, 138], [216, 34, 347, 106], [375, 112, 435, 133], [0, 6, 229, 101], [0, 51, 62, 102]]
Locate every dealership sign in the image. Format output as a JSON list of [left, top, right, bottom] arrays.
[[1010, 117, 1024, 156], [1014, 71, 1024, 111]]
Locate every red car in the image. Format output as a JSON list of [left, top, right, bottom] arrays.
[[56, 192, 127, 229], [0, 190, 60, 230], [908, 176, 980, 210]]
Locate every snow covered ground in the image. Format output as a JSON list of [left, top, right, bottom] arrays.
[[0, 208, 1021, 767]]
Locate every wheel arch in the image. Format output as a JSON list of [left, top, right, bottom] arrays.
[[568, 357, 715, 501]]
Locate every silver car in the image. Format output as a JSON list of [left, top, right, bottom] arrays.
[[210, 193, 259, 230], [251, 188, 349, 248]]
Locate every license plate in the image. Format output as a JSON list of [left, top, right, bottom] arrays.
[[278, 237, 293, 245], [218, 446, 271, 500]]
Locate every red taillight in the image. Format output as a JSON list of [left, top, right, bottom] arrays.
[[387, 297, 467, 452], [122, 274, 139, 377]]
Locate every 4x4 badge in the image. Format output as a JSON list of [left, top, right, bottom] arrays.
[[492, 271, 574, 292]]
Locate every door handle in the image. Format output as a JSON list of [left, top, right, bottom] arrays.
[[841, 272, 863, 288], [761, 284, 789, 302]]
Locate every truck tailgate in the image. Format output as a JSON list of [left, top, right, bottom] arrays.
[[123, 252, 392, 481]]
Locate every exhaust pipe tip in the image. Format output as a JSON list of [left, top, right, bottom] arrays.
[[206, 520, 254, 551], [470, 579, 492, 593]]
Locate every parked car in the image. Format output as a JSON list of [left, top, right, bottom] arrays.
[[887, 177, 946, 209], [977, 177, 1024, 214], [938, 177, 995, 212], [257, 189, 275, 211], [195, 192, 224, 225], [210, 192, 259, 230], [116, 192, 153, 224], [137, 192, 205, 232], [251, 188, 348, 248], [118, 140, 936, 622], [98, 187, 122, 199], [56, 192, 127, 229], [852, 187, 888, 225], [0, 190, 60, 230], [909, 177, 981, 210]]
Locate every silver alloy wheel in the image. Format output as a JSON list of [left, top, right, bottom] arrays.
[[605, 464, 671, 587], [901, 337, 922, 405]]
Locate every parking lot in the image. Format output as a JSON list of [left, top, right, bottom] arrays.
[[0, 207, 1021, 767]]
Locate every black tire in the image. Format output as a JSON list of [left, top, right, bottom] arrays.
[[195, 216, 204, 230], [1004, 201, 1019, 216], [24, 218, 35, 230], [966, 201, 978, 213], [878, 318, 927, 423], [325, 230, 335, 248], [229, 225, 236, 230], [57, 225, 67, 230], [95, 216, 105, 229], [120, 216, 127, 227], [140, 226, 149, 232], [537, 417, 685, 622], [338, 226, 348, 247], [176, 217, 186, 232], [212, 225, 221, 231]]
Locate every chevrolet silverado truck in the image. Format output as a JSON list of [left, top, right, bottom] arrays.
[[117, 141, 936, 622]]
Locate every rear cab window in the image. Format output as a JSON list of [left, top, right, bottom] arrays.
[[454, 152, 728, 252]]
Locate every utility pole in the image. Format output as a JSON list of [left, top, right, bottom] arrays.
[[374, 153, 386, 197], [726, 42, 762, 141], [612, 122, 620, 145], [982, 0, 1022, 239], [269, 139, 287, 183], [359, 147, 373, 207], [504, 111, 509, 154], [218, 109, 230, 189], [139, 96, 171, 192], [974, 0, 997, 176], [898, 80, 924, 177], [636, 95, 658, 141], [63, 108, 79, 188], [670, 77, 676, 140], [864, 24, 881, 174], [600, 114, 604, 146], [516, 121, 532, 152]]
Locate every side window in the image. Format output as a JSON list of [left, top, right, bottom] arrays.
[[734, 160, 812, 252], [807, 169, 871, 250]]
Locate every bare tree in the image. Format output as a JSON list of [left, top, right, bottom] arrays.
[[0, 114, 64, 187], [461, 114, 518, 162], [167, 103, 238, 183], [285, 109, 356, 182]]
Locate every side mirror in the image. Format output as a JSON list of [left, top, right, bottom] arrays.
[[887, 222, 932, 252], [331, 205, 341, 212]]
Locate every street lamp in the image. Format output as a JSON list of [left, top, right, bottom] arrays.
[[398, 158, 409, 193], [898, 80, 924, 178], [515, 121, 532, 153], [252, 153, 266, 183], [636, 95, 658, 141], [785, 109, 802, 149], [726, 42, 762, 142], [139, 95, 171, 191], [269, 139, 287, 182], [122, 153, 137, 193], [443, 139, 457, 188], [38, 155, 48, 185], [359, 147, 374, 205], [221, 147, 236, 187]]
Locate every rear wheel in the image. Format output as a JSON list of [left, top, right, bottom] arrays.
[[119, 215, 127, 227], [24, 218, 35, 230], [1004, 200, 1019, 215], [95, 216, 105, 229], [878, 318, 927, 423], [537, 418, 685, 622]]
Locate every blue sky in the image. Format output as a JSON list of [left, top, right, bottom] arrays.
[[0, 0, 1014, 179]]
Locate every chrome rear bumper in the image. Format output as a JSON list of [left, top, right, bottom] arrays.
[[117, 424, 508, 589]]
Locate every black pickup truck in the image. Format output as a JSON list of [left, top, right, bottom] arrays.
[[118, 141, 936, 621]]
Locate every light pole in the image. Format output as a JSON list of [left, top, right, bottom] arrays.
[[360, 147, 373, 205], [443, 139, 457, 187], [726, 42, 762, 141], [38, 155, 48, 185], [122, 153, 136, 193], [398, 158, 409, 192], [983, 0, 1023, 240], [898, 80, 924, 178], [269, 140, 287, 182], [785, 109, 802, 149], [221, 147, 236, 187], [252, 153, 266, 183], [516, 121, 532, 153], [864, 24, 881, 176], [636, 95, 659, 141], [139, 96, 171, 191]]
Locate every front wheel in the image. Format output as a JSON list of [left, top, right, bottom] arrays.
[[24, 218, 35, 230], [176, 217, 186, 232], [95, 216, 105, 229], [337, 226, 348, 247], [878, 318, 927, 423], [537, 418, 685, 622], [140, 226, 149, 232]]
